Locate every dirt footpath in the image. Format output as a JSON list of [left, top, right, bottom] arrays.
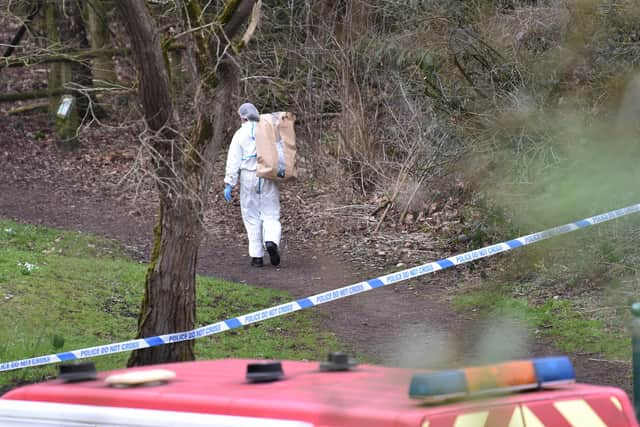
[[0, 114, 632, 393]]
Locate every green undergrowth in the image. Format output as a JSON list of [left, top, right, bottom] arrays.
[[0, 219, 340, 391], [452, 287, 629, 361]]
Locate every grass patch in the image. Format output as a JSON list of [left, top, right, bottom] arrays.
[[0, 220, 340, 390], [452, 288, 628, 360]]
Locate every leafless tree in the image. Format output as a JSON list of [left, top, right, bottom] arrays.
[[115, 0, 259, 366]]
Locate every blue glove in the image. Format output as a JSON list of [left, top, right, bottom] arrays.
[[224, 184, 233, 202]]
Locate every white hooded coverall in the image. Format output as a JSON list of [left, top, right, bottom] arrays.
[[224, 120, 281, 258]]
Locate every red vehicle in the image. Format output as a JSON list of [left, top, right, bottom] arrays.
[[1, 354, 637, 426]]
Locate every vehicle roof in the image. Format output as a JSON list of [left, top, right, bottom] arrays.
[[2, 359, 636, 427]]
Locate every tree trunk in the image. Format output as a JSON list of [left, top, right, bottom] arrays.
[[57, 0, 92, 117], [114, 0, 196, 366], [85, 0, 116, 83], [45, 0, 93, 148], [134, 197, 199, 364], [45, 1, 79, 148], [116, 0, 258, 367], [45, 2, 62, 115]]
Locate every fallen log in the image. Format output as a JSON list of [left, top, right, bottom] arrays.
[[0, 47, 129, 69], [0, 86, 133, 103], [0, 88, 68, 102], [7, 100, 48, 115], [0, 43, 185, 69]]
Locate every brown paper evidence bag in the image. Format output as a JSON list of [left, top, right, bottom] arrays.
[[254, 112, 297, 183]]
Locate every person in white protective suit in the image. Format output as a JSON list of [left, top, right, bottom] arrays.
[[223, 102, 281, 268]]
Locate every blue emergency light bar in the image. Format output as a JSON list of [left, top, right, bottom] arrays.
[[409, 356, 575, 402]]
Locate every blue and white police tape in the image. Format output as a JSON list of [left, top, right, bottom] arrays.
[[2, 203, 639, 372]]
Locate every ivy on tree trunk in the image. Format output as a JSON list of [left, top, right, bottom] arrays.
[[115, 0, 258, 367]]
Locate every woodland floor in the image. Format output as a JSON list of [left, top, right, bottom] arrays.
[[0, 109, 633, 395]]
